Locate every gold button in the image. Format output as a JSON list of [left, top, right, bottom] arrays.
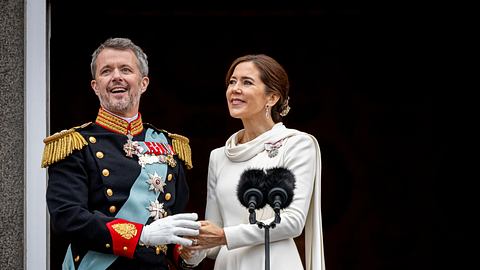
[[106, 189, 113, 197], [167, 174, 173, 181], [165, 193, 171, 201], [102, 169, 110, 177], [109, 206, 116, 213], [105, 243, 111, 248], [96, 151, 104, 159], [89, 136, 96, 143], [74, 255, 80, 262], [123, 246, 128, 251]]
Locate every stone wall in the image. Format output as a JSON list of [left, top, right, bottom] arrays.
[[0, 0, 25, 269]]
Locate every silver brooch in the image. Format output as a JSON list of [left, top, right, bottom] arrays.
[[264, 139, 284, 158]]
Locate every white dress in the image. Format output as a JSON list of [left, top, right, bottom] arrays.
[[203, 123, 325, 270]]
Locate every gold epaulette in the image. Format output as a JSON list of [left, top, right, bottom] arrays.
[[41, 122, 92, 168], [168, 133, 193, 170]]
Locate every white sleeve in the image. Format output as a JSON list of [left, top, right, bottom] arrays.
[[204, 148, 223, 259], [224, 134, 317, 249]]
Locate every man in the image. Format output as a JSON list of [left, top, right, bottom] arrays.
[[42, 37, 199, 269]]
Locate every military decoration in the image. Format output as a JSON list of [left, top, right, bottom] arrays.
[[165, 155, 177, 168], [137, 154, 176, 168], [147, 172, 166, 193], [128, 140, 177, 168], [147, 200, 167, 220], [123, 134, 139, 157]]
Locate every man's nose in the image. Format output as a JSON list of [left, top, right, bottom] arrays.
[[112, 68, 123, 81]]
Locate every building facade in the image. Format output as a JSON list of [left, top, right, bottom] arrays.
[[0, 0, 47, 269]]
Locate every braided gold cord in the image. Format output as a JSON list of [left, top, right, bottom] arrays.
[[169, 133, 193, 169]]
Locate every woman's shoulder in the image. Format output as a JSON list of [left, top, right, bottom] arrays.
[[283, 129, 319, 151], [285, 129, 316, 142]]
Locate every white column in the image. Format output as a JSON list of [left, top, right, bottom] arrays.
[[25, 0, 48, 269]]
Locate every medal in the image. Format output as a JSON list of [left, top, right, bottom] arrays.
[[147, 200, 166, 220], [123, 134, 137, 157], [146, 172, 166, 193]]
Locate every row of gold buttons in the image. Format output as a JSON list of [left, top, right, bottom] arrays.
[[90, 135, 174, 213]]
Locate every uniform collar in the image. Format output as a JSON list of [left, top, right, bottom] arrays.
[[95, 107, 144, 135]]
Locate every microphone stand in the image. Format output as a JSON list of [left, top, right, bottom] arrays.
[[251, 211, 281, 270]]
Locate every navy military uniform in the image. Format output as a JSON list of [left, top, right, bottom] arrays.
[[43, 108, 194, 270]]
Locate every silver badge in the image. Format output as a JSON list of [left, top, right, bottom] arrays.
[[146, 172, 166, 193], [123, 134, 135, 157], [147, 200, 166, 220]]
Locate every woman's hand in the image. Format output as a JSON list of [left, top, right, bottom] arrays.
[[187, 220, 226, 250]]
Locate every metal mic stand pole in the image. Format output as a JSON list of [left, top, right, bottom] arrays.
[[252, 211, 281, 270]]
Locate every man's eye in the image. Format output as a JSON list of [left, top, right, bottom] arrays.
[[100, 69, 110, 75]]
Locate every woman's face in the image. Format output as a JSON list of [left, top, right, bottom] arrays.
[[226, 61, 271, 121]]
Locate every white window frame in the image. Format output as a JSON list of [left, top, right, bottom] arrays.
[[25, 0, 48, 269]]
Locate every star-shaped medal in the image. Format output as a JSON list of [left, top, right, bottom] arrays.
[[146, 172, 166, 193]]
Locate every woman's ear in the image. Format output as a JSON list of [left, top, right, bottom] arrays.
[[268, 93, 280, 107]]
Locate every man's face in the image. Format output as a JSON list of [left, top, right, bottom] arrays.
[[91, 48, 149, 117]]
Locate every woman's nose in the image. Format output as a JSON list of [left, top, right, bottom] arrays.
[[231, 83, 241, 93]]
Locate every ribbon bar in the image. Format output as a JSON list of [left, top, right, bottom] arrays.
[[141, 142, 175, 156]]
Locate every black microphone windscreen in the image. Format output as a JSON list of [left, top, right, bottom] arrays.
[[236, 169, 268, 209], [265, 167, 296, 209]]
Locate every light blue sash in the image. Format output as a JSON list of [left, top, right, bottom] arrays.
[[62, 129, 168, 270]]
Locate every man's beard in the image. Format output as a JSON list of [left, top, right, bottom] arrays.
[[98, 89, 141, 115]]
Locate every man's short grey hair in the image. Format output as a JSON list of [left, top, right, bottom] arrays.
[[90, 37, 149, 78]]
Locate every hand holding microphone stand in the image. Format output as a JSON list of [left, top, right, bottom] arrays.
[[237, 168, 295, 270]]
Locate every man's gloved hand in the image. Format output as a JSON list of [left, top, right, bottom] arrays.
[[140, 213, 200, 246]]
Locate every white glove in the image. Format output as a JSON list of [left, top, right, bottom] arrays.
[[184, 249, 207, 267], [140, 213, 200, 246]]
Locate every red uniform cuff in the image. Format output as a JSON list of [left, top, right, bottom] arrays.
[[106, 219, 143, 258], [173, 244, 182, 264]]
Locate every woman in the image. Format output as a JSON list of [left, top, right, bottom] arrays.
[[181, 54, 325, 270]]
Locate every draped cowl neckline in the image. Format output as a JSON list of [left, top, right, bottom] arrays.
[[224, 122, 302, 162]]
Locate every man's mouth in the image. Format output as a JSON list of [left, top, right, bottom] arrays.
[[109, 87, 128, 93]]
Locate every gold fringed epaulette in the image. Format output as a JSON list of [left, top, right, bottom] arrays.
[[41, 122, 91, 168], [168, 133, 193, 170]]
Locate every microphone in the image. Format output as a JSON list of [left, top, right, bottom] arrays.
[[265, 167, 296, 223], [236, 169, 268, 224]]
